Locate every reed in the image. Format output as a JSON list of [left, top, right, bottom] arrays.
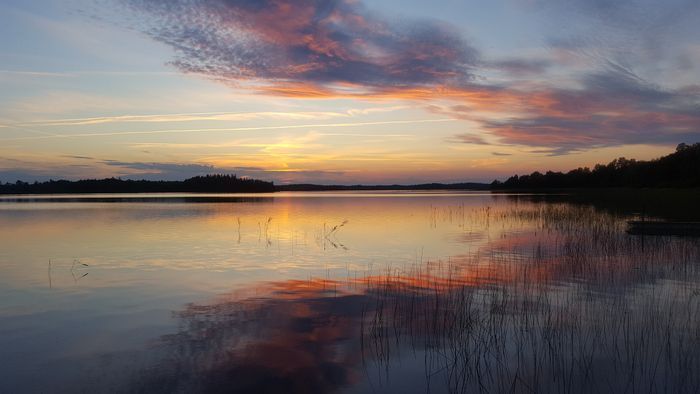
[[138, 201, 700, 393], [361, 203, 700, 393]]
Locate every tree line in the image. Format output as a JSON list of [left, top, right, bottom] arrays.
[[0, 174, 275, 194], [492, 143, 700, 189]]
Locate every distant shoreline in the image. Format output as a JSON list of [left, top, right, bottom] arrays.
[[3, 182, 700, 195], [4, 142, 697, 194], [0, 176, 491, 195], [274, 182, 490, 192], [0, 183, 491, 195]]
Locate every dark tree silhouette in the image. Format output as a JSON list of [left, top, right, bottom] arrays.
[[492, 142, 700, 189], [0, 174, 275, 194]]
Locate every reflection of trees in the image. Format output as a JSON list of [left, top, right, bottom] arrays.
[[500, 189, 700, 221]]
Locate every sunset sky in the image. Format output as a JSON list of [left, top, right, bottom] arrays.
[[1, 0, 699, 184]]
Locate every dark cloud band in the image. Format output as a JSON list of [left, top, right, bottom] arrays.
[[125, 0, 479, 92]]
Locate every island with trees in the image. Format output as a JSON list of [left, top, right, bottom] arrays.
[[0, 174, 275, 194]]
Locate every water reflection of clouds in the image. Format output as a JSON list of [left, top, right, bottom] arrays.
[[132, 203, 700, 393], [3, 195, 700, 393], [138, 280, 367, 393]]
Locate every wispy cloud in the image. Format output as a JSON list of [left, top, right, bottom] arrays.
[[440, 65, 700, 154], [0, 156, 348, 183], [4, 106, 409, 127], [482, 67, 700, 154], [488, 58, 551, 76], [0, 70, 75, 78], [122, 0, 479, 94], [1, 118, 456, 142], [101, 160, 217, 180], [533, 0, 700, 73], [9, 111, 351, 127], [448, 133, 490, 145], [101, 160, 348, 183]]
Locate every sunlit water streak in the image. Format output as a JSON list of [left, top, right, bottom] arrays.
[[0, 192, 698, 393]]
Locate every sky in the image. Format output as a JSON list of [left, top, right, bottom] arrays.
[[1, 0, 699, 184]]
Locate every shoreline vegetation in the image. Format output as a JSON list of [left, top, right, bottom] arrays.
[[1, 143, 697, 195]]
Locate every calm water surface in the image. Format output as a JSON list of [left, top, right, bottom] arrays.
[[1, 192, 699, 393]]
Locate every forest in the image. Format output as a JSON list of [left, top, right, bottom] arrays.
[[0, 174, 275, 194], [492, 143, 700, 189]]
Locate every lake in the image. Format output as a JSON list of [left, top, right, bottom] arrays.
[[1, 191, 699, 393]]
